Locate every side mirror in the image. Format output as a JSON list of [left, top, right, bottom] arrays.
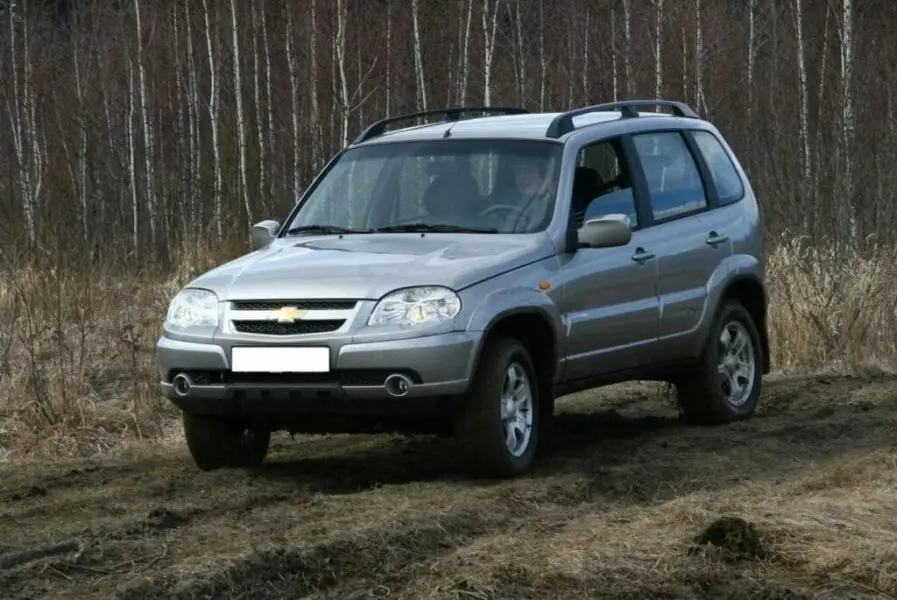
[[577, 214, 632, 248], [250, 219, 280, 249]]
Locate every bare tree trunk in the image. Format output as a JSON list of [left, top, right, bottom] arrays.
[[7, 0, 39, 245], [184, 1, 201, 230], [201, 0, 223, 240], [229, 0, 252, 227], [838, 0, 856, 247], [694, 0, 705, 113], [285, 8, 300, 195], [460, 0, 473, 105], [581, 8, 589, 105], [250, 0, 266, 211], [127, 56, 139, 251], [612, 9, 619, 102], [133, 0, 156, 249], [814, 5, 830, 195], [482, 0, 502, 106], [335, 0, 351, 144], [623, 0, 633, 97], [411, 0, 428, 111], [309, 0, 321, 166], [172, 4, 186, 235], [539, 0, 547, 109], [385, 0, 392, 115], [747, 0, 756, 122], [515, 0, 527, 105], [793, 0, 812, 193], [653, 0, 664, 100], [72, 13, 90, 243]]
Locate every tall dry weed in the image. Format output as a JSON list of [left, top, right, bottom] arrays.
[[0, 230, 248, 458], [766, 232, 897, 372]]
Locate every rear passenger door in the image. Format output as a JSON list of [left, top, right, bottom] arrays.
[[627, 130, 730, 362]]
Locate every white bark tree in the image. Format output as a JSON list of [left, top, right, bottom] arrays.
[[201, 0, 223, 239], [410, 0, 428, 111], [229, 0, 252, 227], [482, 0, 502, 106], [133, 0, 156, 248]]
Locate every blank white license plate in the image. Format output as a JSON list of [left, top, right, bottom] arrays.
[[231, 346, 330, 373]]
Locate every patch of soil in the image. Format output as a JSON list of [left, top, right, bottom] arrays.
[[692, 516, 768, 561]]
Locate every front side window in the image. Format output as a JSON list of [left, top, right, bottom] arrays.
[[282, 139, 564, 235], [631, 131, 707, 221]]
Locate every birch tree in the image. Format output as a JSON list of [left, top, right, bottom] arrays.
[[229, 0, 252, 226], [7, 0, 41, 245], [482, 0, 503, 106], [133, 0, 156, 247], [410, 0, 428, 111], [837, 0, 856, 247], [201, 0, 223, 239], [792, 0, 811, 192], [284, 7, 300, 195], [653, 0, 664, 101]]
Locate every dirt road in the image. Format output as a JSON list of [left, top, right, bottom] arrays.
[[3, 374, 897, 599]]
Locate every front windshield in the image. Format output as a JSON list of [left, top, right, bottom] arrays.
[[282, 138, 563, 235]]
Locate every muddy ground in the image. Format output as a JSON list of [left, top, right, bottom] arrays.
[[2, 374, 897, 599]]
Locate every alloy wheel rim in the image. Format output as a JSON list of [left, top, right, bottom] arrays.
[[500, 362, 534, 457], [717, 320, 756, 408]]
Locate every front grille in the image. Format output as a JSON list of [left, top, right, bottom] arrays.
[[232, 320, 344, 335], [232, 300, 357, 311]]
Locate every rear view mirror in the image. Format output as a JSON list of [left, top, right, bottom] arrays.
[[577, 214, 632, 248], [250, 219, 280, 249]]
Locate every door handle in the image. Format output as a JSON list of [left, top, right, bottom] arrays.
[[631, 248, 655, 264], [706, 231, 729, 247]]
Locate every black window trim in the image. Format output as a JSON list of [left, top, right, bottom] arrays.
[[684, 129, 747, 207], [572, 134, 647, 233], [622, 127, 719, 228]]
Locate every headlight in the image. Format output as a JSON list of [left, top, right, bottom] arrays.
[[165, 288, 219, 328], [367, 286, 461, 327]]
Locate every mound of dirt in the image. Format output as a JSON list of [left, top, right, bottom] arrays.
[[692, 516, 768, 561]]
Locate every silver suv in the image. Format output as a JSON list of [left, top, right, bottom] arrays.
[[156, 100, 770, 478]]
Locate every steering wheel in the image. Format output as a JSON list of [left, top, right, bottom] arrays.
[[481, 203, 529, 222]]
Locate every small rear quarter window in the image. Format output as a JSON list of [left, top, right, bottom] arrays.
[[691, 131, 745, 206]]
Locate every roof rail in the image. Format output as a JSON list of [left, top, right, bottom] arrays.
[[352, 105, 530, 144], [545, 99, 699, 139]]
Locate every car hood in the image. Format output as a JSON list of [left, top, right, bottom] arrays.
[[189, 233, 556, 300]]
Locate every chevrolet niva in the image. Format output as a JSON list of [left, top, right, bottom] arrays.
[[157, 100, 770, 478]]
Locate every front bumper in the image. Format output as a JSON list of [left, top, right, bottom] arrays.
[[156, 331, 480, 418]]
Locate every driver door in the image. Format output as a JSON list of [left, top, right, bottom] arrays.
[[557, 137, 660, 381]]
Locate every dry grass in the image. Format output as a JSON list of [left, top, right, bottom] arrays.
[[1, 235, 896, 458]]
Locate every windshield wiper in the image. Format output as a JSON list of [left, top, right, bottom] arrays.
[[283, 224, 374, 236], [376, 223, 499, 234]]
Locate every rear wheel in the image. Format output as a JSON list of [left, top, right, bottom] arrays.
[[676, 299, 763, 424], [454, 335, 541, 478], [182, 413, 271, 470]]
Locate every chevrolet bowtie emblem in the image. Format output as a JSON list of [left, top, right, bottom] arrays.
[[275, 306, 307, 323]]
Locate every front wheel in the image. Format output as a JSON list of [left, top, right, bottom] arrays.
[[676, 299, 763, 425], [182, 413, 271, 470], [454, 335, 542, 478]]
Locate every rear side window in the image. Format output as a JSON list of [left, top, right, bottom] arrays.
[[631, 131, 707, 221], [691, 131, 745, 205]]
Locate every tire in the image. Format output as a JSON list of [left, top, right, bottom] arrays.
[[676, 299, 764, 425], [182, 413, 271, 471], [454, 335, 542, 478]]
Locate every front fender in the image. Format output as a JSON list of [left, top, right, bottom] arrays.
[[461, 286, 566, 381]]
